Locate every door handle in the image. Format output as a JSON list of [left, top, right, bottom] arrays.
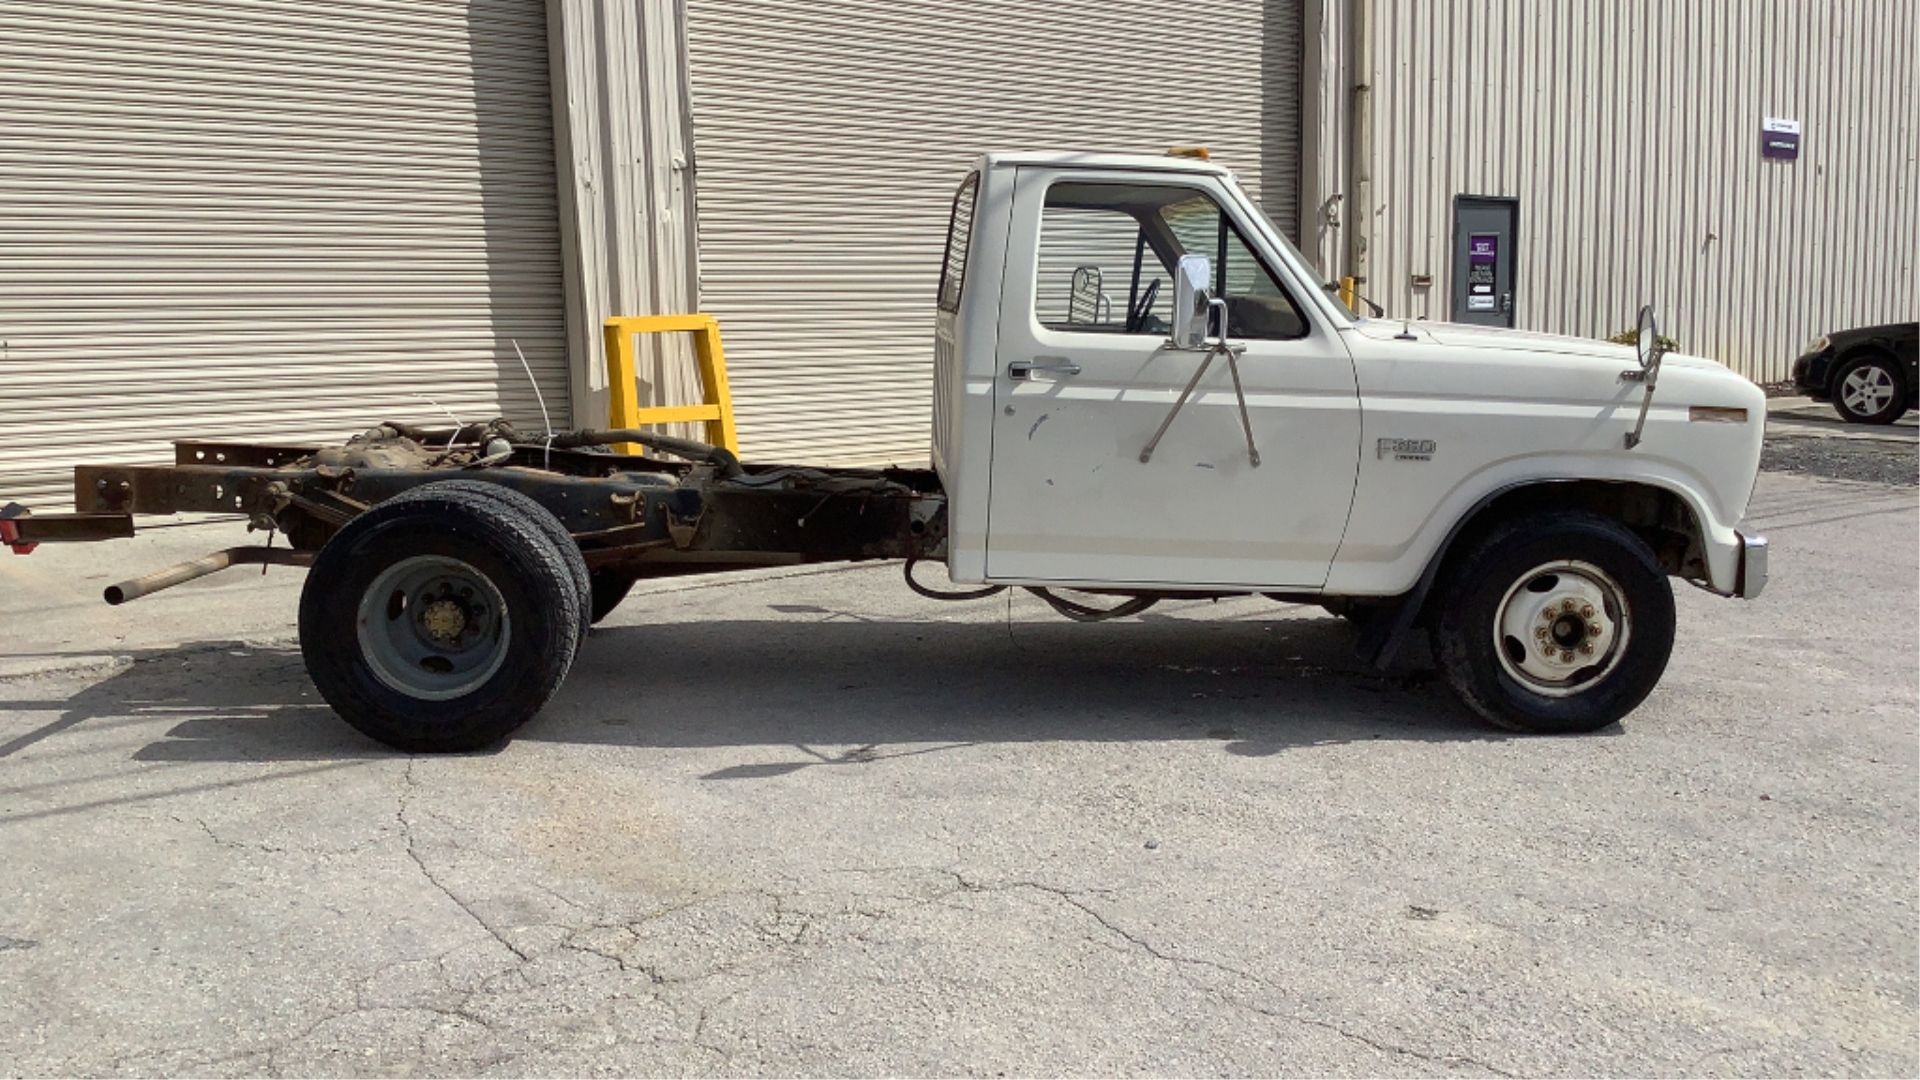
[[1008, 356, 1082, 380]]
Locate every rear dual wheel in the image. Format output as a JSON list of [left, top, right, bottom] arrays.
[[299, 483, 585, 752]]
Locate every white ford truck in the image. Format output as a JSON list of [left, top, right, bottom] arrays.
[[9, 150, 1768, 751]]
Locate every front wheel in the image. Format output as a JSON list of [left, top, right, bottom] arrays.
[[1429, 512, 1675, 734], [1831, 353, 1909, 424]]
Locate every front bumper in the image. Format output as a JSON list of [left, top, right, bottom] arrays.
[[1790, 348, 1830, 395], [1734, 531, 1768, 599]]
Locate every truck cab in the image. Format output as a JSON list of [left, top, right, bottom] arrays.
[[933, 151, 1767, 732]]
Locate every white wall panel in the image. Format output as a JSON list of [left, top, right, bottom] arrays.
[[545, 0, 701, 435], [1312, 0, 1918, 381]]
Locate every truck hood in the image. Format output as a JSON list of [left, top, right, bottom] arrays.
[[1352, 319, 1725, 373]]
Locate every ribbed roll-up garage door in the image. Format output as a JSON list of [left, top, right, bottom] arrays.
[[0, 0, 568, 506], [684, 0, 1302, 465]]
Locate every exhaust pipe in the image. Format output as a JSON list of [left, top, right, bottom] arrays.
[[104, 546, 313, 605]]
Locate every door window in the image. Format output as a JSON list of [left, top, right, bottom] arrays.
[[1033, 182, 1308, 340]]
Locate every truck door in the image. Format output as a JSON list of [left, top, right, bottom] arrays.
[[985, 168, 1362, 589]]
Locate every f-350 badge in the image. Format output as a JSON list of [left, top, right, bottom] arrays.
[[1377, 438, 1437, 462]]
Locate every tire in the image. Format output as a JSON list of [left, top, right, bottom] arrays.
[[299, 483, 582, 752], [588, 569, 638, 625], [1429, 511, 1675, 734], [1830, 352, 1908, 424], [388, 479, 592, 646]]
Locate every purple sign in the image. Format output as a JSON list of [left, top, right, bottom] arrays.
[[1466, 233, 1498, 311], [1762, 117, 1801, 161]]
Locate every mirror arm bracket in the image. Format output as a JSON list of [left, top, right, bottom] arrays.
[[1623, 304, 1665, 449], [1622, 359, 1662, 449], [1141, 299, 1259, 468]]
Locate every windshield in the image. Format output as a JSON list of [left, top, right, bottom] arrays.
[[1225, 175, 1356, 329]]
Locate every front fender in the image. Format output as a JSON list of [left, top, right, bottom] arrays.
[[1325, 449, 1749, 597]]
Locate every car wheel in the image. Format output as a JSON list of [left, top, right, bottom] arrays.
[[299, 482, 582, 752], [588, 569, 638, 624], [1831, 352, 1908, 424], [1430, 511, 1675, 734]]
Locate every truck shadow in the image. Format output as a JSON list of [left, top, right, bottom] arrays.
[[0, 644, 353, 765], [1, 616, 1522, 771], [555, 615, 1503, 767]]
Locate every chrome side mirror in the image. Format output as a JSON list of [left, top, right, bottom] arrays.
[[1170, 254, 1212, 349], [1624, 303, 1665, 449], [1635, 303, 1664, 370]]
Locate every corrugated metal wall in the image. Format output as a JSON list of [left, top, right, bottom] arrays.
[[545, 0, 701, 435], [0, 0, 568, 505], [1311, 0, 1918, 382], [683, 0, 1305, 465]]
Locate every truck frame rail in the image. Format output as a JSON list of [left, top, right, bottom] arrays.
[[20, 420, 949, 603]]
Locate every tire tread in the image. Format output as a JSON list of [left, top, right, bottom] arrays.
[[299, 483, 581, 752], [1429, 510, 1675, 734]]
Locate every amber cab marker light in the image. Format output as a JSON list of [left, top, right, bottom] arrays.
[[1688, 406, 1749, 423], [1166, 146, 1211, 159]]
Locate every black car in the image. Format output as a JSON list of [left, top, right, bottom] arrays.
[[1791, 321, 1919, 424]]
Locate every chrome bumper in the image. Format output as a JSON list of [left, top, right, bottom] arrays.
[[1735, 531, 1768, 599]]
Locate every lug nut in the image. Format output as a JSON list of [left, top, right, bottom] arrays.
[[1542, 607, 1556, 621], [1560, 649, 1574, 662], [1580, 604, 1595, 618], [1579, 641, 1595, 654], [1589, 622, 1603, 636], [1535, 626, 1549, 639], [1561, 599, 1576, 612]]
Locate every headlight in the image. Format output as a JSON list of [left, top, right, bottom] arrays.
[[1804, 335, 1830, 354]]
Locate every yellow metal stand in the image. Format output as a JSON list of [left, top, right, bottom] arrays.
[[601, 314, 739, 457]]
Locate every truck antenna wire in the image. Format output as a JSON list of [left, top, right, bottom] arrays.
[[511, 339, 555, 468], [409, 393, 466, 453]]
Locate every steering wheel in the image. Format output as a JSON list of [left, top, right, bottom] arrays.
[[1126, 279, 1161, 333]]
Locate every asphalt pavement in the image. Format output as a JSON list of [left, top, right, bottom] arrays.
[[1762, 396, 1917, 486], [0, 453, 1914, 1075]]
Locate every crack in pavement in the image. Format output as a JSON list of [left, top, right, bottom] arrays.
[[397, 758, 530, 962], [70, 850, 1520, 1075], [846, 864, 1518, 1077]]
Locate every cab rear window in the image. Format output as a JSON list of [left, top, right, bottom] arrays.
[[937, 172, 979, 314]]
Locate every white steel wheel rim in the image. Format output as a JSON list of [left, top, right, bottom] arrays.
[[1841, 364, 1895, 415], [1493, 560, 1631, 698], [356, 555, 511, 701], [1835, 361, 1896, 411]]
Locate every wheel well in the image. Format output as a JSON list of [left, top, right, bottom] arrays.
[[1831, 344, 1906, 391], [1441, 480, 1708, 585], [1358, 479, 1708, 670]]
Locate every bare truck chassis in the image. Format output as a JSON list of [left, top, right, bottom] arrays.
[[4, 419, 1135, 751], [41, 422, 952, 585]]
